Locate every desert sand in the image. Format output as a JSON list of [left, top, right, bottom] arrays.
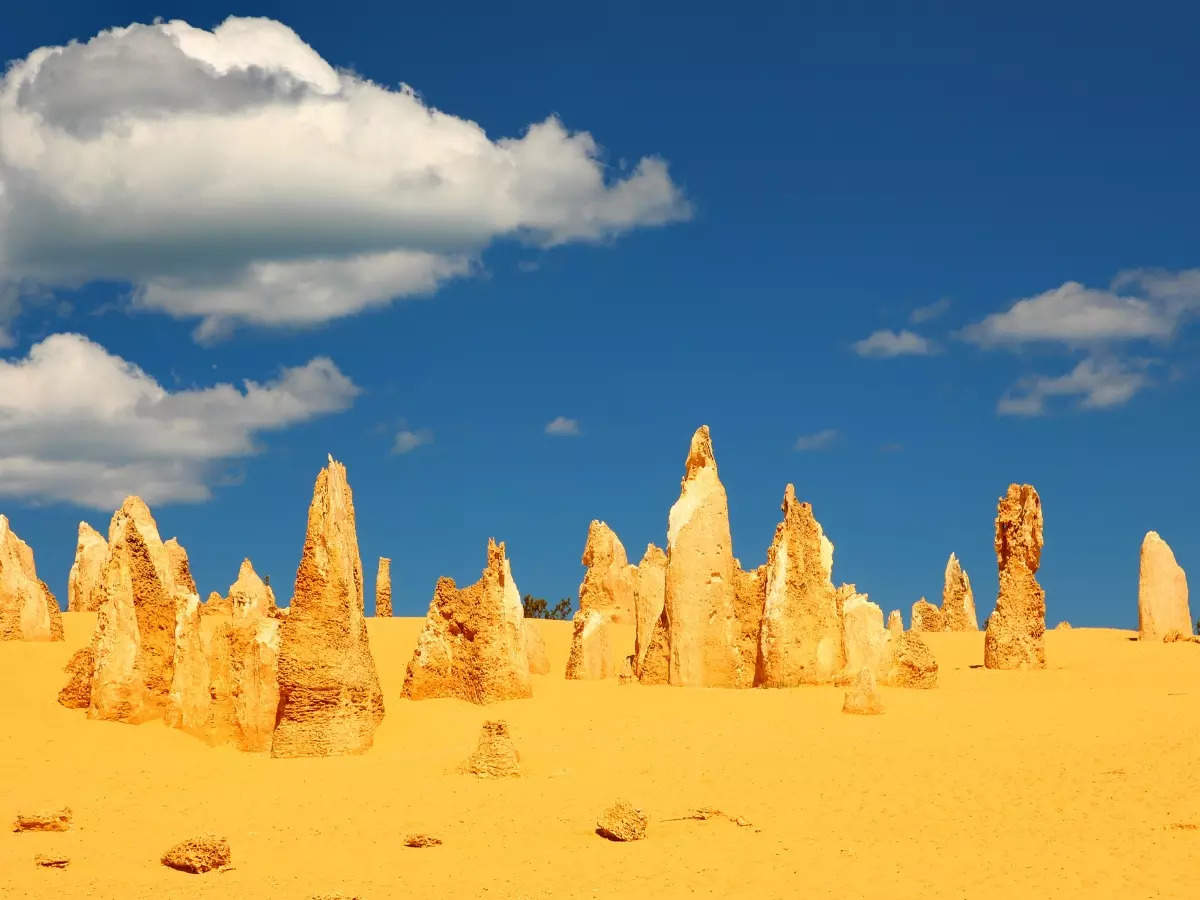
[[4, 613, 1200, 899]]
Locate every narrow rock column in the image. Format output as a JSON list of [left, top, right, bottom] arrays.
[[1138, 531, 1191, 641], [940, 553, 978, 631], [984, 483, 1046, 670], [375, 557, 393, 617]]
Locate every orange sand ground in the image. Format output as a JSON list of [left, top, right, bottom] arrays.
[[4, 614, 1200, 899]]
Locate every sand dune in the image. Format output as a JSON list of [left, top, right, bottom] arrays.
[[3, 613, 1199, 898]]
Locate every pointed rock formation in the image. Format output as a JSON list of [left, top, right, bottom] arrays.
[[88, 498, 178, 722], [632, 544, 666, 676], [840, 586, 892, 682], [375, 557, 392, 617], [941, 553, 978, 631], [733, 562, 767, 687], [524, 619, 551, 675], [58, 647, 94, 709], [577, 521, 636, 625], [464, 720, 520, 777], [984, 484, 1046, 670], [0, 514, 63, 642], [1138, 531, 1191, 642], [67, 522, 107, 612], [910, 597, 944, 632], [842, 667, 884, 715], [402, 538, 531, 704], [1054, 620, 1072, 630], [272, 457, 384, 757], [886, 610, 904, 634], [885, 632, 939, 688], [664, 426, 739, 687], [565, 609, 612, 680], [227, 559, 276, 619], [756, 485, 844, 687], [638, 611, 671, 685]]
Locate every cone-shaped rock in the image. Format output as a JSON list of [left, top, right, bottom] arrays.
[[375, 557, 392, 617], [1138, 532, 1191, 641], [0, 514, 63, 641], [984, 484, 1046, 670], [941, 553, 978, 631], [910, 597, 944, 632], [227, 559, 276, 619], [840, 586, 892, 682], [842, 667, 884, 715], [564, 609, 612, 680], [463, 720, 520, 777], [272, 457, 384, 757], [402, 538, 531, 704], [664, 426, 738, 687], [524, 620, 551, 675], [88, 497, 178, 721], [734, 562, 767, 688], [577, 521, 635, 624], [886, 610, 903, 634], [632, 544, 666, 677], [67, 522, 107, 612], [756, 485, 844, 687]]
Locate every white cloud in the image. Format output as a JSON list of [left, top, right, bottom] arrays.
[[0, 16, 690, 339], [852, 329, 936, 357], [909, 297, 951, 324], [392, 427, 433, 454], [794, 428, 839, 451], [997, 357, 1151, 416], [545, 416, 581, 436], [0, 332, 358, 507]]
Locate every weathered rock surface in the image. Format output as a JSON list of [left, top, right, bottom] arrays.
[[161, 836, 231, 874], [404, 834, 443, 848], [756, 485, 844, 687], [403, 538, 531, 704], [886, 610, 904, 634], [88, 497, 179, 722], [885, 632, 938, 688], [202, 591, 232, 617], [664, 426, 739, 687], [910, 597, 944, 632], [734, 563, 767, 688], [840, 586, 891, 682], [272, 457, 384, 758], [227, 559, 276, 619], [229, 615, 281, 751], [1054, 621, 1072, 630], [464, 720, 520, 777], [523, 619, 551, 674], [941, 552, 978, 631], [564, 609, 612, 680], [67, 522, 107, 612], [375, 557, 392, 617], [12, 808, 71, 832], [165, 592, 214, 740], [842, 667, 884, 715], [1138, 531, 1191, 642], [638, 611, 671, 685], [57, 647, 94, 709], [0, 514, 63, 642], [631, 544, 666, 676], [596, 802, 648, 842], [984, 484, 1046, 670], [578, 521, 635, 625]]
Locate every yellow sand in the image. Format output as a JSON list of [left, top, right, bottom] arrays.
[[2, 614, 1199, 898]]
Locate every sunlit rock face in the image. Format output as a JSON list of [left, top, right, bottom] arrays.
[[1138, 531, 1191, 642], [0, 514, 62, 642], [984, 484, 1046, 670]]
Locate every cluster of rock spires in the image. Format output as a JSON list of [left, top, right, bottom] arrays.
[[910, 554, 978, 633]]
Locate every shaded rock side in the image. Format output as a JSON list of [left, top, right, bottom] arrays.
[[664, 426, 738, 687], [67, 522, 108, 612], [885, 632, 938, 688], [840, 586, 892, 682], [984, 484, 1046, 670], [577, 521, 635, 624], [734, 563, 767, 688], [272, 457, 384, 758], [524, 619, 551, 675], [0, 514, 63, 642], [88, 497, 178, 722], [756, 485, 844, 687], [638, 610, 671, 685], [842, 667, 884, 715], [1138, 531, 1191, 641], [632, 544, 666, 676], [58, 646, 95, 709], [564, 609, 612, 680], [910, 597, 945, 632], [375, 557, 392, 617], [402, 538, 531, 704], [941, 552, 978, 631]]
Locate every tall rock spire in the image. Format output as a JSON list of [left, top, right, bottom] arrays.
[[984, 483, 1046, 669]]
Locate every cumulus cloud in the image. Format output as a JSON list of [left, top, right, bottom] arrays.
[[0, 16, 690, 339], [0, 332, 358, 507], [852, 329, 937, 357], [997, 357, 1152, 416], [909, 297, 950, 324], [545, 416, 581, 436], [392, 427, 433, 454], [794, 428, 839, 451]]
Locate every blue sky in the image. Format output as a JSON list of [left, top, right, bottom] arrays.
[[1, 2, 1196, 627]]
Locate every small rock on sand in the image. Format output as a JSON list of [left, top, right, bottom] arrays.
[[35, 854, 70, 868], [464, 720, 520, 777], [596, 801, 648, 842], [404, 833, 443, 848], [13, 808, 71, 832], [161, 836, 231, 874]]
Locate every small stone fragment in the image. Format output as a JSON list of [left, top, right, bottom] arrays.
[[596, 801, 648, 842], [13, 808, 72, 832], [404, 834, 442, 848], [842, 667, 884, 715], [161, 835, 231, 874], [463, 720, 520, 778], [35, 854, 70, 868]]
